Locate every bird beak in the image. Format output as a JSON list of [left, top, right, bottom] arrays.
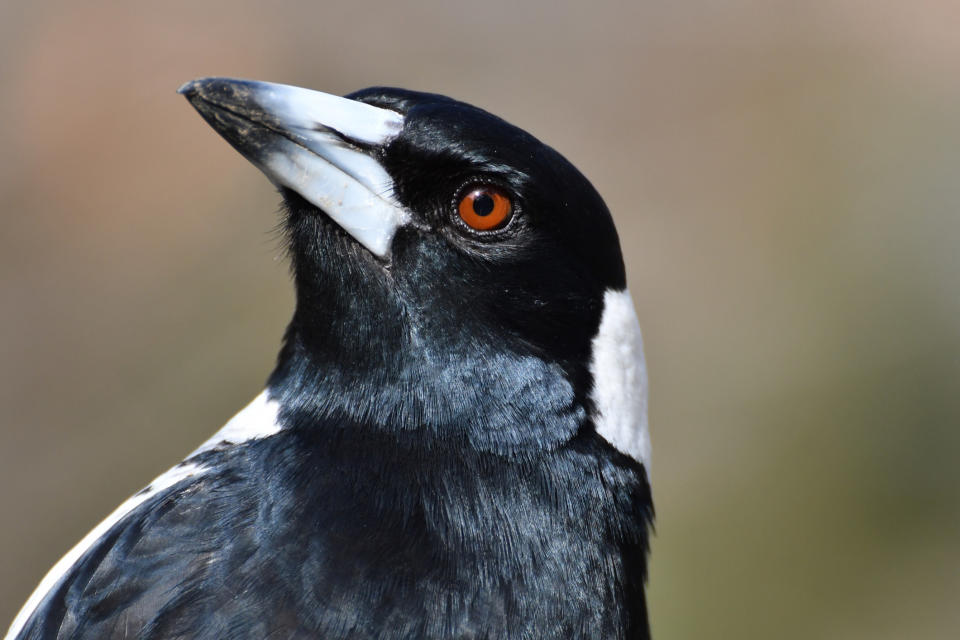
[[179, 77, 409, 257]]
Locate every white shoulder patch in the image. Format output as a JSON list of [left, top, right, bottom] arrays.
[[5, 462, 204, 640], [589, 288, 651, 476], [187, 389, 282, 458], [5, 390, 282, 640]]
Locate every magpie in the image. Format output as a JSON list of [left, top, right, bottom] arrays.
[[6, 78, 653, 639]]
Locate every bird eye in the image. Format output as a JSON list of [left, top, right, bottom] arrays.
[[457, 185, 513, 231]]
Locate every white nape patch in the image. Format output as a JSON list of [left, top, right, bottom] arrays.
[[254, 81, 404, 147], [187, 389, 282, 458], [589, 289, 651, 476], [4, 391, 282, 640], [4, 462, 204, 640], [262, 142, 409, 257]]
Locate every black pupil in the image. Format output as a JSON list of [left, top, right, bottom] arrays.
[[472, 192, 495, 217]]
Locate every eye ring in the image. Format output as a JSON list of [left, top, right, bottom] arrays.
[[456, 185, 513, 231]]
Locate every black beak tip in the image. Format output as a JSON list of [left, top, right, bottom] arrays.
[[177, 77, 262, 111], [178, 77, 225, 99], [177, 79, 200, 97]]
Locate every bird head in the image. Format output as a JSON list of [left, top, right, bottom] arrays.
[[180, 79, 647, 464]]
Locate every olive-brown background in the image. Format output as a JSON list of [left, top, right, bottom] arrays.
[[2, 2, 958, 637]]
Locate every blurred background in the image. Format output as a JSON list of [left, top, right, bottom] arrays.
[[1, 1, 958, 637]]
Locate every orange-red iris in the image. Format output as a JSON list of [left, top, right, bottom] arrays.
[[457, 186, 512, 231]]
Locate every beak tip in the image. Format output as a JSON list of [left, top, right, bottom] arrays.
[[178, 77, 221, 99], [177, 80, 198, 97]]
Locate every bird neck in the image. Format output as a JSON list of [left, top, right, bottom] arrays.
[[266, 321, 588, 455]]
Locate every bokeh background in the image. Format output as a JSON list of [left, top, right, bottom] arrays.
[[1, 1, 958, 637]]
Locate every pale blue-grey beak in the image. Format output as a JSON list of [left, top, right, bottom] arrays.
[[179, 78, 409, 257]]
